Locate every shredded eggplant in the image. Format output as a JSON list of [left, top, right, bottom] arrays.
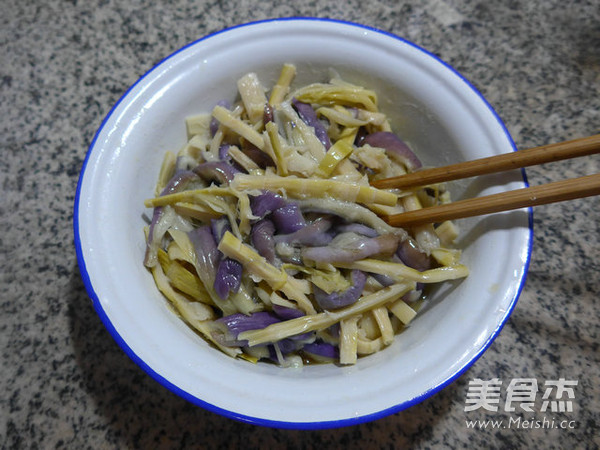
[[143, 64, 468, 367]]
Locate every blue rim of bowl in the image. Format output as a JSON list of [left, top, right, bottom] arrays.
[[73, 17, 533, 430]]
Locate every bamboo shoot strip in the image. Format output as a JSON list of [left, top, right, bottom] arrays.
[[335, 258, 469, 283], [144, 187, 235, 208], [212, 105, 265, 150], [238, 282, 413, 346], [232, 174, 398, 206], [218, 231, 316, 314]]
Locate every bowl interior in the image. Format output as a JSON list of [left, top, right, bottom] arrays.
[[75, 19, 531, 428]]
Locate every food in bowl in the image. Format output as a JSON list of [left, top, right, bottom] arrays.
[[143, 63, 469, 366], [75, 18, 530, 427]]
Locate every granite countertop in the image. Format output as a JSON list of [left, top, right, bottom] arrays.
[[2, 0, 599, 448]]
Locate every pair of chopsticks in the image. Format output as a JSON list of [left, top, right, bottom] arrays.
[[371, 134, 600, 227]]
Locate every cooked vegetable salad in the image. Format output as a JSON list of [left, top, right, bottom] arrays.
[[143, 64, 468, 366]]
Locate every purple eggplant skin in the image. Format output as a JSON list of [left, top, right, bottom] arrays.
[[272, 304, 305, 320], [301, 233, 399, 264], [354, 126, 369, 147], [250, 192, 306, 234], [302, 341, 339, 360], [274, 216, 333, 246], [249, 191, 287, 218], [271, 203, 306, 234], [397, 238, 431, 272], [214, 257, 243, 299], [241, 141, 275, 169], [313, 270, 367, 310], [251, 219, 277, 263], [292, 98, 331, 150], [161, 170, 199, 196], [335, 222, 378, 238], [193, 161, 239, 185], [210, 216, 243, 300], [362, 131, 422, 171], [263, 103, 274, 124], [218, 144, 231, 161], [273, 340, 300, 355], [218, 144, 247, 173], [187, 225, 219, 283], [217, 311, 312, 352], [217, 311, 281, 343], [396, 240, 430, 300], [370, 272, 394, 287]]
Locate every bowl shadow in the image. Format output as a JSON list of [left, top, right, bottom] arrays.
[[68, 263, 467, 447]]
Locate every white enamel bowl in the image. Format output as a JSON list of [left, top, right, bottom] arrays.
[[74, 18, 532, 429]]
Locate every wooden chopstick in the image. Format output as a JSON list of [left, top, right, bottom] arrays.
[[372, 134, 600, 227], [384, 173, 600, 227], [371, 134, 600, 190]]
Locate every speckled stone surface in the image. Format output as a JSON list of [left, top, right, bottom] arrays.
[[2, 0, 599, 448]]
